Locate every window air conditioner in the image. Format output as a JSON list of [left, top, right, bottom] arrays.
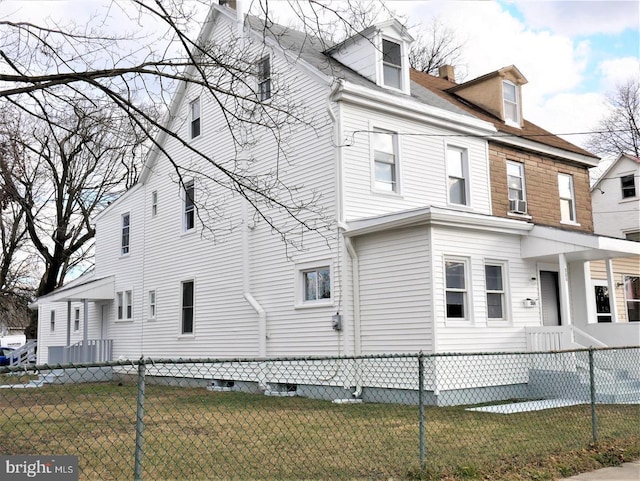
[[509, 199, 527, 214]]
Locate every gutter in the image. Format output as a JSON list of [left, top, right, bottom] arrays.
[[330, 81, 362, 400]]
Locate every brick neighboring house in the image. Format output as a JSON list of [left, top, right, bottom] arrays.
[[412, 66, 595, 232]]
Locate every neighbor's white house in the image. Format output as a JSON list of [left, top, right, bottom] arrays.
[[33, 3, 640, 379], [589, 153, 640, 338]]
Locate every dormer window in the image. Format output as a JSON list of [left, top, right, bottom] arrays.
[[382, 39, 402, 89], [503, 80, 519, 125]]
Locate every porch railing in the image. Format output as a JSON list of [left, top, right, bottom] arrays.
[[526, 325, 610, 352], [47, 339, 113, 364], [525, 326, 572, 351], [65, 339, 113, 364], [9, 340, 37, 367]]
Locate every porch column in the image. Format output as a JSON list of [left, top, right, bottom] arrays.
[[65, 301, 71, 363], [82, 299, 89, 362], [605, 259, 620, 323], [558, 253, 572, 325]]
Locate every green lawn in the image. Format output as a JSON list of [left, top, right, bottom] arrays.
[[0, 382, 638, 480]]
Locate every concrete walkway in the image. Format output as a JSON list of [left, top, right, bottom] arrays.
[[558, 461, 640, 480]]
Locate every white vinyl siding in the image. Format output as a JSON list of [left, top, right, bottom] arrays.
[[356, 226, 433, 354], [342, 103, 491, 220], [432, 226, 538, 352]]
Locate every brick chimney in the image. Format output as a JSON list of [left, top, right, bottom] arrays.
[[438, 65, 455, 83]]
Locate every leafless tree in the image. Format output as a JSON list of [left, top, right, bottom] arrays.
[[0, 125, 33, 295], [1, 1, 468, 301], [587, 77, 640, 157], [0, 101, 148, 297], [408, 18, 466, 78]]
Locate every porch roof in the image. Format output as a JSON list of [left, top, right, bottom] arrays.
[[38, 275, 115, 303], [521, 226, 640, 262]]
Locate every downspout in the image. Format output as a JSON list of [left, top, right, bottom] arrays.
[[242, 180, 267, 358], [329, 81, 362, 399], [235, 0, 267, 358]]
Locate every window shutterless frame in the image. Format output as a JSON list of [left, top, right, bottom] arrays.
[[181, 280, 195, 334], [558, 173, 577, 223], [257, 56, 271, 101], [445, 257, 469, 320], [371, 129, 399, 193], [189, 97, 201, 139], [446, 146, 469, 206], [502, 80, 519, 125], [381, 39, 402, 89], [183, 180, 195, 231], [121, 213, 130, 255]]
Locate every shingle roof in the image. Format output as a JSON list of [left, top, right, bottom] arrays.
[[250, 14, 597, 160], [410, 70, 598, 159]]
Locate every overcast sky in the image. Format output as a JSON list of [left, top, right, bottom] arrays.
[[4, 0, 639, 157], [401, 0, 639, 154]]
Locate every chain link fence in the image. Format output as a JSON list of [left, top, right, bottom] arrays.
[[1, 347, 639, 480]]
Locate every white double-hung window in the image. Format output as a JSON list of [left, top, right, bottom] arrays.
[[447, 146, 469, 206], [183, 180, 195, 231], [382, 39, 402, 89], [117, 290, 133, 320], [121, 213, 130, 255], [372, 129, 399, 193], [503, 80, 519, 125], [257, 56, 271, 101], [190, 97, 201, 139], [558, 173, 576, 223], [485, 262, 507, 320], [445, 258, 469, 320]]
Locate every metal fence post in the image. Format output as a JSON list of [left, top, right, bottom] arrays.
[[418, 352, 425, 468], [134, 358, 146, 481], [588, 348, 598, 443]]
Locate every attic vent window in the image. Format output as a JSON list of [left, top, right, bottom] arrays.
[[382, 39, 402, 89], [502, 81, 519, 125]]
